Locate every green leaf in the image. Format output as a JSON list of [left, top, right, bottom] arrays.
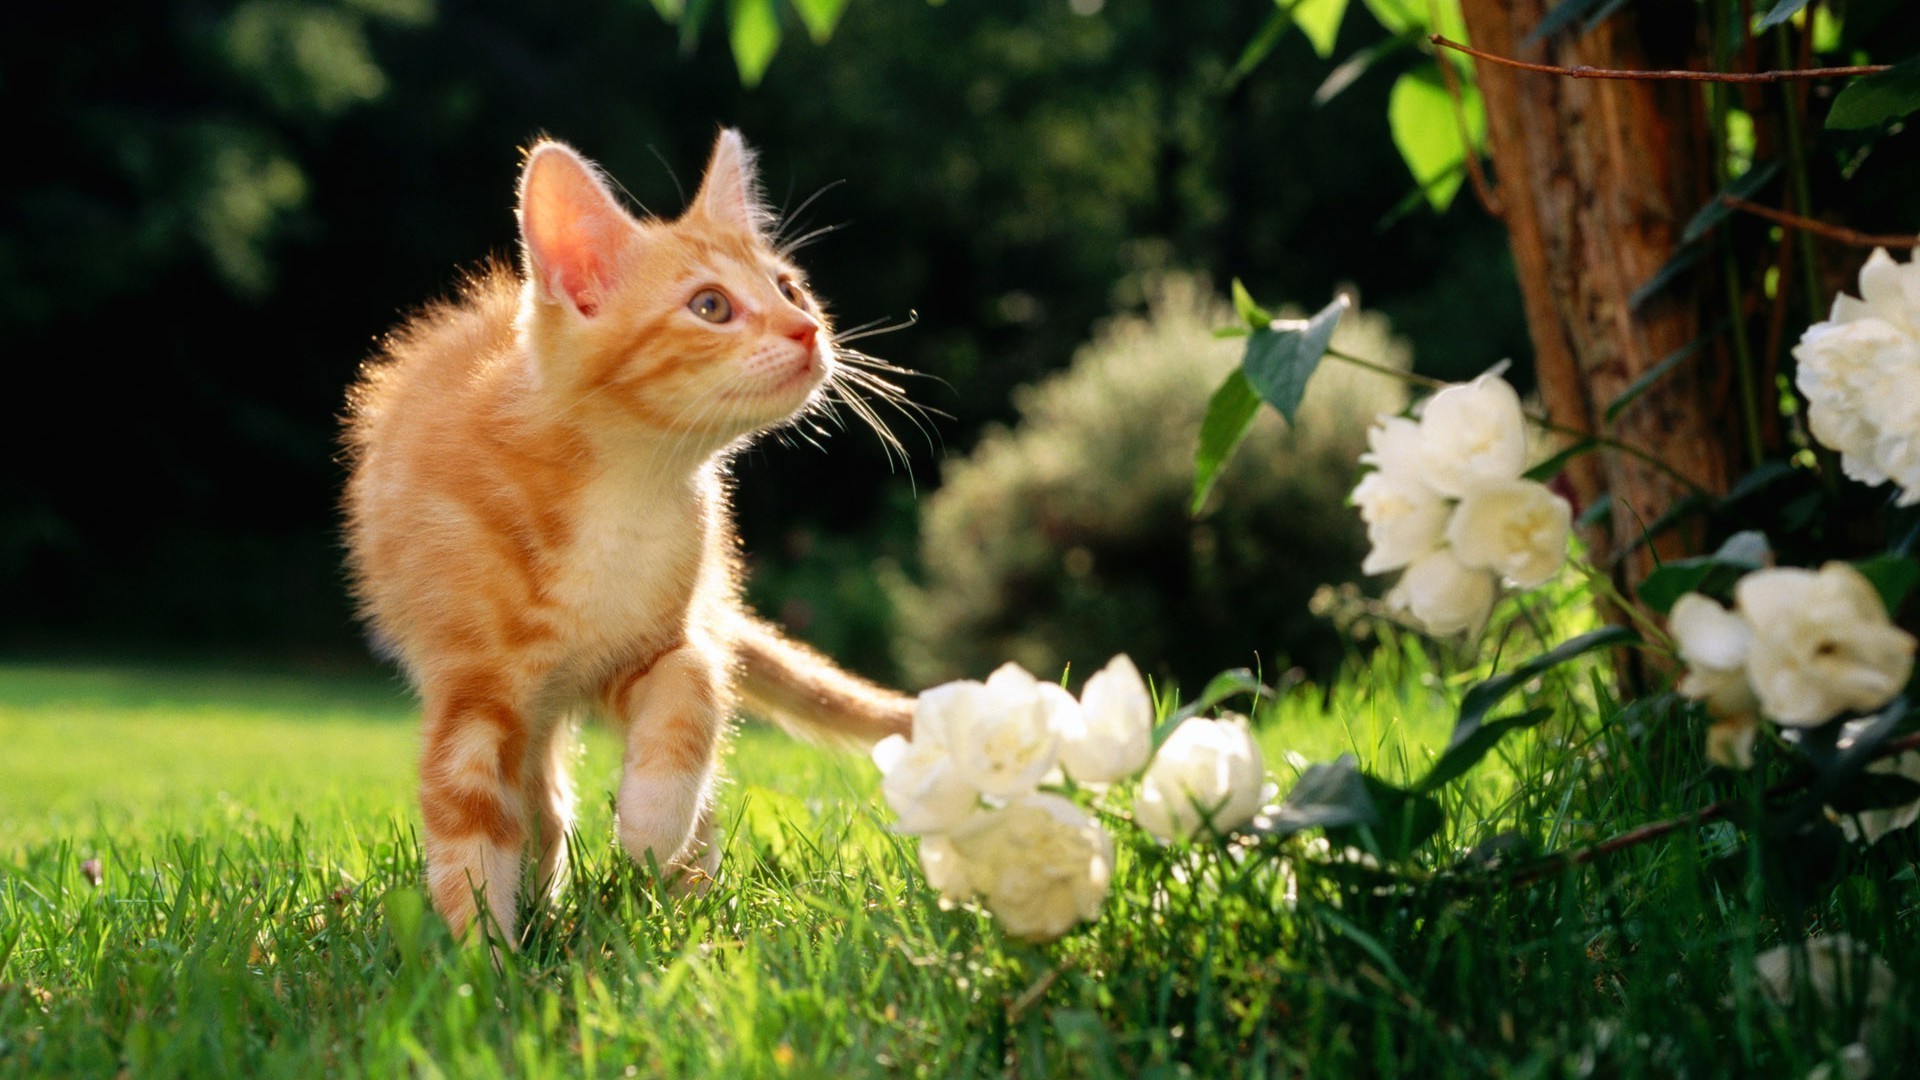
[[1629, 242, 1705, 311], [1241, 295, 1349, 424], [1333, 774, 1444, 860], [1387, 65, 1486, 212], [1230, 278, 1272, 328], [1577, 491, 1612, 529], [1754, 0, 1814, 32], [788, 0, 848, 42], [1722, 461, 1795, 505], [1192, 370, 1262, 514], [1256, 754, 1377, 835], [1294, 0, 1349, 58], [1522, 0, 1605, 48], [1255, 755, 1442, 859], [1156, 669, 1274, 746], [1827, 54, 1920, 131], [1523, 437, 1596, 483], [1604, 322, 1725, 424], [1852, 554, 1920, 615], [1229, 7, 1294, 86], [1679, 161, 1781, 245], [1313, 31, 1420, 106], [1635, 530, 1772, 613], [1455, 626, 1639, 738], [1420, 707, 1552, 791], [726, 0, 782, 87]]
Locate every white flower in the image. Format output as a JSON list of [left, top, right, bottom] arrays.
[[1844, 750, 1920, 845], [1415, 374, 1529, 498], [1360, 415, 1427, 478], [872, 731, 978, 834], [916, 833, 985, 900], [1827, 719, 1920, 846], [1352, 467, 1450, 575], [1057, 654, 1155, 784], [1445, 478, 1571, 589], [1669, 592, 1761, 723], [1387, 548, 1496, 637], [1794, 247, 1920, 506], [919, 663, 1073, 800], [1134, 714, 1266, 841], [1705, 716, 1759, 771], [1735, 563, 1915, 727], [941, 795, 1113, 942], [1751, 934, 1896, 1030]]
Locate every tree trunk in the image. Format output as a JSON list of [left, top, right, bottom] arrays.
[[1455, 1, 1735, 597]]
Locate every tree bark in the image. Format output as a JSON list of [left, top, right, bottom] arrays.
[[1455, 1, 1734, 594]]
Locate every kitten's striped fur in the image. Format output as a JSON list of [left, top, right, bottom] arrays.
[[342, 131, 912, 942]]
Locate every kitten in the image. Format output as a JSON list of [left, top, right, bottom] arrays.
[[341, 130, 914, 942]]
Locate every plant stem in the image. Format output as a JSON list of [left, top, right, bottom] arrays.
[[1484, 730, 1920, 888], [1430, 34, 1887, 82], [1319, 348, 1712, 497]]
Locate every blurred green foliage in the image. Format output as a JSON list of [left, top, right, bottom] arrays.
[[886, 274, 1412, 691], [3, 0, 1525, 665]]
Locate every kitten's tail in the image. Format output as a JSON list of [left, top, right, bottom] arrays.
[[728, 610, 914, 745]]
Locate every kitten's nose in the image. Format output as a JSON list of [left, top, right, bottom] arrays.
[[783, 321, 818, 347]]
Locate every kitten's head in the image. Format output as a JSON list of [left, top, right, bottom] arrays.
[[514, 131, 831, 444]]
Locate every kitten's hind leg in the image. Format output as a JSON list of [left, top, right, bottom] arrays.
[[606, 644, 724, 887], [522, 717, 580, 903], [418, 690, 530, 945]]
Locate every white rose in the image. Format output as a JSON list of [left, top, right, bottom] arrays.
[[1416, 374, 1529, 498], [1751, 934, 1896, 1019], [1387, 548, 1496, 637], [1352, 468, 1450, 575], [1134, 714, 1266, 841], [1705, 716, 1758, 771], [1735, 563, 1916, 727], [872, 732, 979, 834], [1444, 478, 1572, 589], [943, 795, 1113, 942], [1794, 247, 1920, 504], [1668, 592, 1760, 724], [1057, 654, 1154, 784], [920, 663, 1072, 800], [1825, 718, 1920, 846], [1359, 415, 1427, 477], [916, 833, 985, 901]]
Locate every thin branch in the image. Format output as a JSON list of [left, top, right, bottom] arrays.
[[1430, 34, 1889, 84], [1319, 348, 1710, 497], [1491, 730, 1920, 888], [1720, 195, 1920, 249], [1433, 38, 1502, 219]]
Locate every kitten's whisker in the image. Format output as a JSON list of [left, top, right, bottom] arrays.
[[773, 180, 847, 248], [776, 223, 847, 258], [831, 312, 919, 347]]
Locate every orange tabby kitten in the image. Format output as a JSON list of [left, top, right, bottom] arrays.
[[342, 130, 913, 942]]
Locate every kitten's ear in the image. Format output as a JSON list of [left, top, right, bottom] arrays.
[[517, 141, 633, 317], [689, 129, 772, 238]]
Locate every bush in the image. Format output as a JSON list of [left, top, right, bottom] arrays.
[[887, 274, 1411, 691]]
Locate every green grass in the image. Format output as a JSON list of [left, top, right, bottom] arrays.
[[3, 652, 1916, 1077]]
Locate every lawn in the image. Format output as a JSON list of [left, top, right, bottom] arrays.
[[1, 656, 1913, 1076]]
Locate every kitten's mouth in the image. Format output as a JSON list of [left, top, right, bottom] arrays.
[[732, 351, 827, 402]]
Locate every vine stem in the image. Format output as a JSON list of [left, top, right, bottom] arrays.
[[1487, 731, 1920, 888], [1429, 34, 1888, 82], [1720, 195, 1920, 249], [1319, 348, 1711, 498]]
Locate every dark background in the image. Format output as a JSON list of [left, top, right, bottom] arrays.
[[1, 0, 1526, 676]]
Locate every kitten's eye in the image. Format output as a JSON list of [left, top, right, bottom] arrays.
[[778, 278, 806, 307], [688, 288, 733, 324]]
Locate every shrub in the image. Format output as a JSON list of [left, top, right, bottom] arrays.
[[887, 274, 1411, 691]]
